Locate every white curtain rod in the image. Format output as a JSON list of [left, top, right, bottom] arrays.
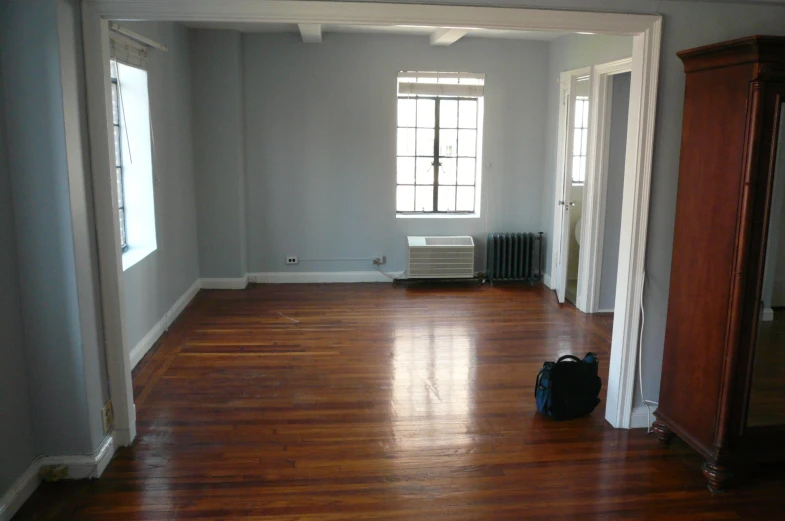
[[109, 22, 168, 52]]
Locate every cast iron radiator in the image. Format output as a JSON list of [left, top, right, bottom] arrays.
[[485, 232, 544, 284]]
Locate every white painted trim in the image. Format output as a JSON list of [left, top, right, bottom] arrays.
[[0, 464, 40, 521], [762, 307, 775, 322], [0, 434, 116, 521], [551, 67, 591, 305], [430, 28, 468, 46], [298, 23, 322, 43], [82, 2, 136, 448], [249, 271, 405, 283], [200, 275, 249, 290], [82, 1, 661, 433], [129, 279, 200, 368], [577, 57, 633, 314], [605, 20, 662, 429], [630, 404, 656, 429]]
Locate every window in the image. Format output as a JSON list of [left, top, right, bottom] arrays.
[[572, 95, 589, 185], [396, 72, 484, 215], [110, 60, 128, 250], [110, 32, 157, 270]]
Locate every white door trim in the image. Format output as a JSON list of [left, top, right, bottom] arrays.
[[576, 58, 633, 314], [81, 0, 662, 431]]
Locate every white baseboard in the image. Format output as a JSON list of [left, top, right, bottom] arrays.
[[200, 275, 249, 290], [129, 279, 201, 369], [0, 434, 116, 521], [0, 462, 40, 521], [762, 307, 774, 322], [630, 404, 657, 429], [543, 273, 552, 289], [597, 308, 615, 313], [249, 271, 404, 283]]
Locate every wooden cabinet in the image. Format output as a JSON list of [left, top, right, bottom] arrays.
[[654, 36, 785, 491]]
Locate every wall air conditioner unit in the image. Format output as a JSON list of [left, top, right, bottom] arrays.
[[406, 236, 475, 279]]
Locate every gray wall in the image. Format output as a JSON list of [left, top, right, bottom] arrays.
[[242, 32, 549, 273], [0, 53, 37, 496], [0, 0, 103, 457], [120, 22, 200, 350], [190, 30, 247, 278], [598, 72, 630, 311]]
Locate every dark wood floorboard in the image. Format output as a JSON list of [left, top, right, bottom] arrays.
[[13, 283, 785, 520]]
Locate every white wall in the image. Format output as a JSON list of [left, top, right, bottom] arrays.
[[598, 72, 630, 312], [119, 22, 201, 351], [240, 32, 549, 274]]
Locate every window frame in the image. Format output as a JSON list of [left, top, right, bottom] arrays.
[[110, 59, 129, 252], [396, 94, 481, 216], [571, 95, 589, 186]]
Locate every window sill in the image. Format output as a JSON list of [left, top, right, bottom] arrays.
[[122, 244, 156, 271], [396, 213, 481, 219]]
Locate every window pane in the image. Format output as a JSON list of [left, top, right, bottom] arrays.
[[456, 186, 475, 211], [398, 98, 416, 127], [575, 100, 584, 128], [416, 128, 434, 156], [439, 129, 458, 157], [458, 129, 477, 157], [457, 158, 475, 185], [415, 186, 433, 212], [417, 98, 435, 128], [111, 83, 119, 125], [439, 158, 456, 185], [397, 185, 415, 212], [118, 208, 126, 247], [581, 128, 588, 156], [116, 167, 124, 209], [110, 59, 118, 80], [397, 157, 415, 184], [440, 100, 458, 129], [114, 126, 122, 166], [582, 100, 590, 129], [397, 128, 415, 156], [416, 158, 434, 185], [573, 128, 582, 156], [572, 156, 584, 183], [438, 186, 456, 212], [459, 100, 477, 128]]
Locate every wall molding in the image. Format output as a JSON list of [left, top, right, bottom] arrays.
[[762, 307, 775, 322], [0, 463, 40, 521], [0, 434, 116, 521], [129, 278, 201, 368], [249, 271, 404, 284], [200, 275, 249, 290]]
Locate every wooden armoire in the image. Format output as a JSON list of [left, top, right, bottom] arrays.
[[653, 36, 785, 491]]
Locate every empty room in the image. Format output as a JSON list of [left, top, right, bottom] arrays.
[[2, 1, 785, 520]]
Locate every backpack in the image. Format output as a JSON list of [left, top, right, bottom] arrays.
[[535, 353, 602, 420]]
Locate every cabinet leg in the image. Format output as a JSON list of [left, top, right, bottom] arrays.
[[702, 461, 731, 492], [651, 420, 674, 447]]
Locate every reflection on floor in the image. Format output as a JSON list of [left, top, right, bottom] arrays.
[[13, 284, 785, 519], [748, 309, 785, 427]]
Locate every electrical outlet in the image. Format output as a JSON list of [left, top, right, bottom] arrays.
[[40, 465, 68, 482], [286, 255, 299, 265], [373, 255, 386, 265], [101, 400, 114, 435]]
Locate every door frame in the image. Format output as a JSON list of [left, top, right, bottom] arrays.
[[81, 0, 661, 434], [551, 67, 591, 304], [576, 58, 634, 314]]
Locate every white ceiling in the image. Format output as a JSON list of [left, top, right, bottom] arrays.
[[183, 22, 567, 41]]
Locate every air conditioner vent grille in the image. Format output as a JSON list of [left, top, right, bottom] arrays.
[[407, 236, 475, 279]]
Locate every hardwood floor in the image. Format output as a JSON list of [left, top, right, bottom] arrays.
[[13, 283, 785, 520]]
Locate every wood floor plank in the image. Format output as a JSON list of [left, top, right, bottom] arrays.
[[12, 283, 785, 520]]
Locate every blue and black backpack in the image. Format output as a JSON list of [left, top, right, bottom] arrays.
[[535, 353, 602, 420]]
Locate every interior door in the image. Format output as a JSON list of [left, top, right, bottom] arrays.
[[555, 75, 579, 303]]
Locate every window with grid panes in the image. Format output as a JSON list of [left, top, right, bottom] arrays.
[[110, 59, 128, 250], [396, 72, 484, 214], [572, 95, 589, 185]]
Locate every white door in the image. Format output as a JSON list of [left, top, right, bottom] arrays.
[[555, 75, 579, 303]]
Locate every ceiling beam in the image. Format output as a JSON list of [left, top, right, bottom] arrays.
[[430, 28, 469, 46], [298, 23, 322, 43]]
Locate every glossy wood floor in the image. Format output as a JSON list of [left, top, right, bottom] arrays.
[[14, 284, 785, 520]]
